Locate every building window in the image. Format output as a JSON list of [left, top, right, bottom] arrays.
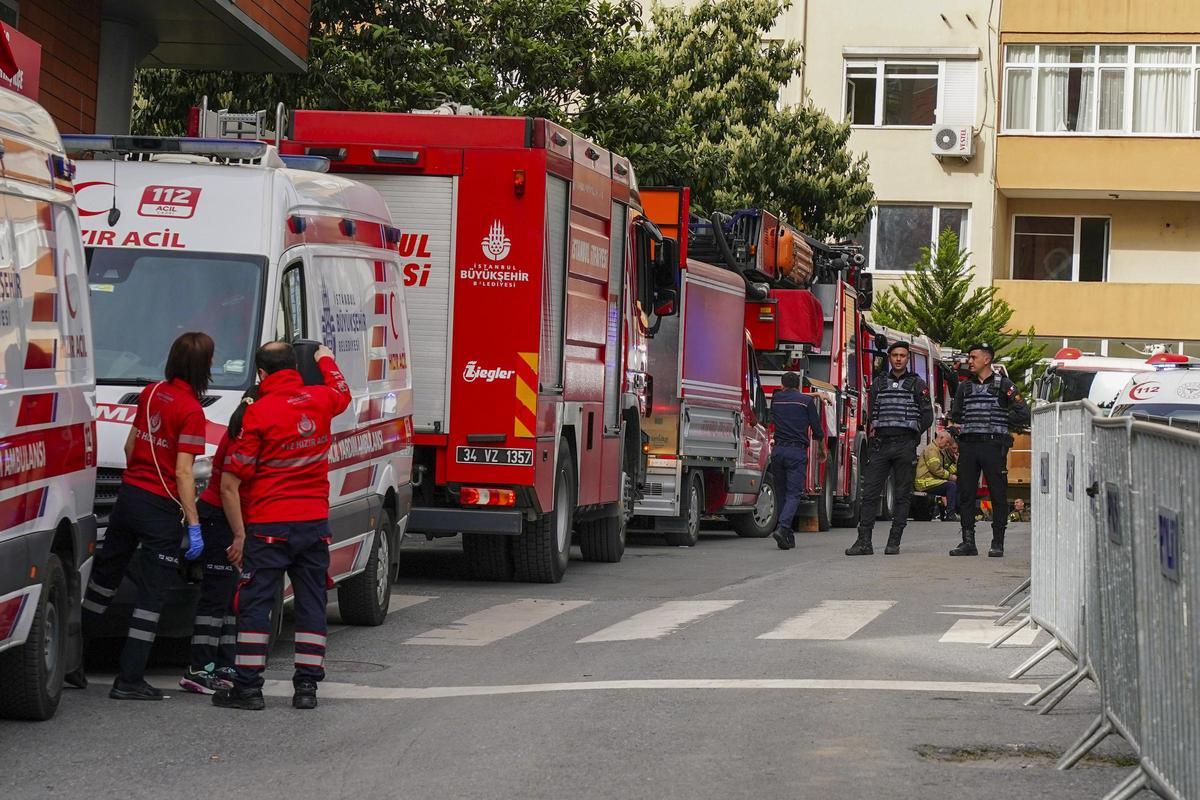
[[846, 60, 940, 126], [0, 1, 16, 26], [1012, 215, 1109, 281], [858, 204, 969, 271], [1004, 44, 1200, 135]]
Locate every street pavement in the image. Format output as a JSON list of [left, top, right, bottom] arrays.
[[1, 520, 1141, 800]]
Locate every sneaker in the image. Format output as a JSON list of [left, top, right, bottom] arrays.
[[293, 680, 318, 710], [64, 667, 88, 690], [212, 687, 265, 711], [179, 667, 232, 695], [109, 677, 164, 701], [214, 666, 237, 684]]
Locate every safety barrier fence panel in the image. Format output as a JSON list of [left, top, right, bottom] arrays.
[[1029, 405, 1060, 644], [1126, 421, 1200, 800], [1089, 420, 1142, 753]]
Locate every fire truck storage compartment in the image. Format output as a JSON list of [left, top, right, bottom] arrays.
[[542, 175, 568, 390], [346, 173, 455, 433], [805, 281, 838, 383]]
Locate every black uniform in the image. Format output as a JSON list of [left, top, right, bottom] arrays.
[[850, 370, 934, 553], [949, 371, 1030, 555]]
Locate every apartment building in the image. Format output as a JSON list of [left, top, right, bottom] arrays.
[[994, 0, 1200, 357]]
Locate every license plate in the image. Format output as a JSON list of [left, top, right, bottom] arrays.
[[455, 446, 534, 466]]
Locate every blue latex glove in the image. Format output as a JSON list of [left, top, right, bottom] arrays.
[[184, 523, 204, 561]]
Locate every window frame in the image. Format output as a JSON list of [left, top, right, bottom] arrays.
[[844, 58, 945, 129], [1002, 43, 1200, 137], [1009, 214, 1112, 282], [276, 260, 307, 342], [859, 203, 972, 274]]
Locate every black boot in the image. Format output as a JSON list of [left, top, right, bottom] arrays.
[[949, 531, 978, 556], [772, 527, 795, 551], [293, 680, 318, 710], [884, 530, 903, 555], [988, 534, 1005, 558], [845, 535, 874, 556], [213, 686, 266, 711]]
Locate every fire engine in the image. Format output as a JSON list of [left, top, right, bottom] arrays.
[[633, 188, 774, 543], [688, 209, 874, 531], [280, 108, 679, 582]]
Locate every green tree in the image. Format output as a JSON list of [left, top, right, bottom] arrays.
[[580, 0, 873, 238], [870, 229, 1044, 390]]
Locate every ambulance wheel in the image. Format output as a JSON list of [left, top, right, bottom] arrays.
[[732, 476, 778, 538], [514, 442, 574, 583], [463, 533, 515, 581], [816, 465, 833, 532], [665, 472, 703, 547], [0, 555, 68, 721], [577, 469, 630, 563], [337, 509, 394, 626]]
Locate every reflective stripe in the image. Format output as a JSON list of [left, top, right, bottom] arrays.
[[219, 635, 237, 645], [86, 581, 117, 598], [235, 654, 267, 667], [179, 434, 206, 446], [191, 635, 221, 647], [81, 599, 107, 614], [132, 608, 161, 623], [294, 653, 324, 667], [260, 451, 327, 469], [294, 632, 327, 647], [223, 616, 237, 625], [238, 631, 271, 645], [128, 628, 156, 642], [230, 453, 257, 465], [194, 615, 222, 627]]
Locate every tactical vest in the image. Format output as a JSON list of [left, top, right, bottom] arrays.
[[961, 380, 1010, 435], [874, 374, 922, 432]]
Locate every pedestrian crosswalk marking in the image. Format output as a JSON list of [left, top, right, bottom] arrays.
[[577, 600, 741, 643], [405, 598, 591, 646], [934, 611, 1001, 618], [757, 600, 896, 641], [939, 618, 1039, 646]]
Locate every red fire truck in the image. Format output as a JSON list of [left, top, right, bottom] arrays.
[[691, 210, 875, 531], [633, 188, 775, 544], [281, 110, 678, 583]]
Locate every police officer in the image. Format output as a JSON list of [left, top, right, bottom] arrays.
[[770, 371, 826, 550], [948, 343, 1031, 557], [212, 342, 351, 711], [846, 341, 934, 556]]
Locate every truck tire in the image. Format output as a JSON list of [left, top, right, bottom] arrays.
[[665, 472, 703, 547], [731, 477, 778, 538], [832, 448, 861, 528], [878, 476, 895, 521], [577, 469, 630, 563], [337, 508, 395, 626], [463, 533, 514, 581], [816, 465, 833, 532], [514, 441, 574, 583], [0, 554, 68, 721]]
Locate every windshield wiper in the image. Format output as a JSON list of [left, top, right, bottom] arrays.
[[98, 377, 158, 386]]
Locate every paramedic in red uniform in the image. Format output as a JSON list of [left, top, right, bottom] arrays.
[[213, 342, 351, 711], [80, 332, 212, 700]]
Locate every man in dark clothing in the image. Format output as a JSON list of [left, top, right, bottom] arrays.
[[948, 343, 1031, 558], [771, 372, 826, 550], [846, 341, 934, 556]]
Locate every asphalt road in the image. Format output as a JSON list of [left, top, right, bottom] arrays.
[[1, 520, 1142, 800]]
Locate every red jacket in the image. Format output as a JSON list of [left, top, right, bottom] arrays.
[[198, 434, 229, 508], [123, 378, 207, 500], [224, 356, 352, 524]]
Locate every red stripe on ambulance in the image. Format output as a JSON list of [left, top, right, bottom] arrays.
[[16, 392, 57, 427], [0, 487, 48, 533]]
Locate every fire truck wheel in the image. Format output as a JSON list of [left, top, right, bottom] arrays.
[[0, 554, 68, 721], [337, 508, 395, 626], [577, 469, 630, 563], [732, 477, 778, 538], [463, 533, 515, 581], [832, 448, 862, 528], [816, 466, 833, 532], [514, 442, 575, 583], [665, 472, 703, 547], [878, 476, 895, 521]]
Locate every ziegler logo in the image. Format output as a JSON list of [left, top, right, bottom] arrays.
[[481, 220, 512, 261], [463, 361, 514, 383]]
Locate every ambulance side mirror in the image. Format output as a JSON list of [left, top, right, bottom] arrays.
[[653, 288, 677, 318], [657, 238, 680, 286]]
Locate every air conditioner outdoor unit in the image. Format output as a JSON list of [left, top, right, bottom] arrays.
[[931, 125, 975, 159]]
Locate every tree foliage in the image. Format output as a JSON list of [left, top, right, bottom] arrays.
[[132, 0, 871, 237], [870, 229, 1045, 390]]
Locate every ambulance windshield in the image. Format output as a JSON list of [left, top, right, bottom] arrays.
[[85, 248, 266, 390]]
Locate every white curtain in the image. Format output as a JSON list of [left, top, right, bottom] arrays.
[[1004, 45, 1035, 130], [1133, 46, 1190, 133], [1097, 68, 1125, 130], [1036, 45, 1094, 133]]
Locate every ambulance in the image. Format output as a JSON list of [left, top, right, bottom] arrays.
[[66, 134, 414, 637], [1110, 355, 1200, 426], [1035, 347, 1162, 408], [0, 90, 96, 720]]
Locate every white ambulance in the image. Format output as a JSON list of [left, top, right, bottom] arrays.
[[1111, 357, 1200, 427], [0, 90, 96, 720], [66, 135, 414, 637]]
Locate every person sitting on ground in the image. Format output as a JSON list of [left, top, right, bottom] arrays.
[[915, 430, 959, 522]]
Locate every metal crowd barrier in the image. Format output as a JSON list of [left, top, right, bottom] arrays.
[[1000, 407, 1200, 799]]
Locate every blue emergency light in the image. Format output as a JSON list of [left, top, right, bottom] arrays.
[[61, 135, 270, 162]]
